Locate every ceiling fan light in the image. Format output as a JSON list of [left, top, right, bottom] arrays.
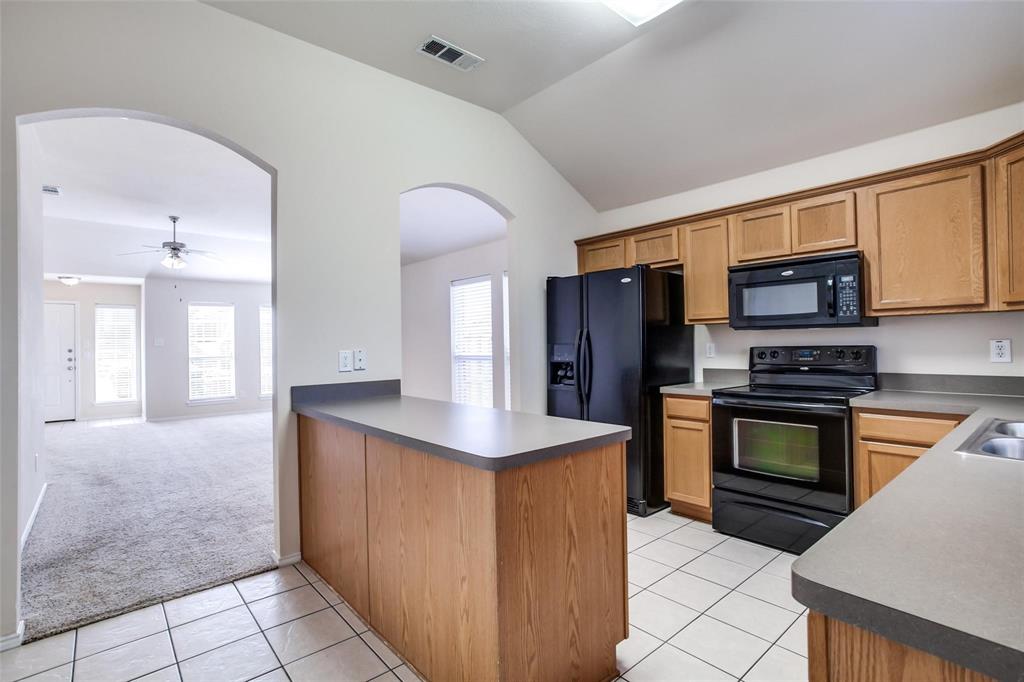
[[161, 252, 187, 269], [57, 275, 81, 286]]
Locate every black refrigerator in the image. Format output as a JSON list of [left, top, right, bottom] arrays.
[[547, 265, 694, 517]]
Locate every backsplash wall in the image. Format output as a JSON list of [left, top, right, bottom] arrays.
[[694, 311, 1024, 381]]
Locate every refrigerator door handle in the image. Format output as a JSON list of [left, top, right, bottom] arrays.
[[583, 327, 594, 404], [573, 329, 584, 407]]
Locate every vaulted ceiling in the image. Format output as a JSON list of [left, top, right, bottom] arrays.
[[211, 1, 1024, 211]]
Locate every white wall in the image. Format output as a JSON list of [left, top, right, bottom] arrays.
[[597, 103, 1024, 381], [401, 240, 508, 405], [1, 1, 597, 638], [144, 277, 272, 420], [42, 281, 143, 420]]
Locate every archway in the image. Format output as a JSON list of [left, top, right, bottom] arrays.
[[398, 184, 514, 410], [10, 108, 279, 642]]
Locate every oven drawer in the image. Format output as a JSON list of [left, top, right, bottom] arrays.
[[856, 411, 960, 447], [712, 489, 846, 554]]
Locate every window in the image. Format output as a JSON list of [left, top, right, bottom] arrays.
[[259, 305, 273, 397], [187, 303, 236, 401], [502, 272, 511, 410], [95, 305, 137, 403], [450, 276, 492, 407]]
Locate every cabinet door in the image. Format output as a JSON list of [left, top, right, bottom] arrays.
[[664, 417, 711, 509], [790, 191, 857, 255], [682, 218, 730, 323], [995, 147, 1024, 309], [862, 165, 986, 312], [854, 440, 926, 507], [579, 239, 626, 273], [729, 205, 792, 264], [627, 227, 680, 266]]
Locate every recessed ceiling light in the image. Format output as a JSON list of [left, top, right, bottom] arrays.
[[603, 0, 684, 26], [57, 275, 81, 287]]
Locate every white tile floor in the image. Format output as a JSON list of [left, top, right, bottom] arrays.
[[617, 510, 808, 682], [3, 509, 806, 682], [1, 564, 418, 682]]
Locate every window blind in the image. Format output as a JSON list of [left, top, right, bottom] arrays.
[[450, 276, 493, 408], [188, 303, 236, 401], [259, 305, 273, 397], [95, 305, 137, 403]]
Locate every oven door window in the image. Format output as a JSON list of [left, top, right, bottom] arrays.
[[733, 418, 820, 482], [741, 281, 820, 317]]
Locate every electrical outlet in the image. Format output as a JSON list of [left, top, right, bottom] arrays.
[[338, 350, 353, 372], [706, 343, 716, 358], [990, 339, 1012, 363], [354, 349, 367, 371]]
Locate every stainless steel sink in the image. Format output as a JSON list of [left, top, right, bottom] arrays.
[[994, 421, 1024, 438], [956, 419, 1024, 461]]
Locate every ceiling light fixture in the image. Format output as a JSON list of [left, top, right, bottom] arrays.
[[161, 252, 187, 270], [602, 0, 684, 26], [57, 275, 81, 287]]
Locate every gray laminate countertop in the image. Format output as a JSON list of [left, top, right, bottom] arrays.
[[793, 390, 1024, 680], [660, 380, 746, 397], [294, 395, 631, 472]]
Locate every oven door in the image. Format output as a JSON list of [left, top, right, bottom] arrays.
[[729, 260, 837, 329], [711, 396, 851, 514]]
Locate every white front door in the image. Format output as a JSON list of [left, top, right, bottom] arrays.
[[44, 302, 77, 422]]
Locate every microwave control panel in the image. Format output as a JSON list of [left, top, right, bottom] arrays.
[[834, 258, 863, 321]]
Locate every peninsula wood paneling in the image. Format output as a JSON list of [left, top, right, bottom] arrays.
[[808, 611, 994, 682], [365, 436, 500, 682], [861, 165, 987, 314], [495, 443, 627, 682], [730, 205, 792, 264], [790, 191, 857, 254], [995, 146, 1024, 310], [682, 218, 730, 323], [297, 416, 370, 619]]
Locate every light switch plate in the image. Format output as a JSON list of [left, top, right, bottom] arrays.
[[706, 343, 715, 358], [354, 348, 367, 371], [990, 339, 1012, 363], [338, 350, 354, 372]]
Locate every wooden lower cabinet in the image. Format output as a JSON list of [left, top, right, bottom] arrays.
[[663, 396, 712, 521], [808, 611, 993, 682], [853, 409, 962, 507], [300, 416, 628, 682], [297, 415, 371, 618]]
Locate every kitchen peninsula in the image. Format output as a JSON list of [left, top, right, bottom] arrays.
[[291, 381, 632, 682]]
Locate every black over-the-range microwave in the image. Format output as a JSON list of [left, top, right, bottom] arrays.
[[728, 251, 878, 329]]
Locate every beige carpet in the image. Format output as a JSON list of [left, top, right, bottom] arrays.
[[21, 412, 275, 641]]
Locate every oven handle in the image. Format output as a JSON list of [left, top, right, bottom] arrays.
[[725, 499, 832, 529], [712, 397, 849, 416]]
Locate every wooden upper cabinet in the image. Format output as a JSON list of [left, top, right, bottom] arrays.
[[861, 165, 987, 313], [579, 238, 626, 273], [626, 227, 680, 266], [682, 218, 730, 323], [790, 191, 857, 254], [995, 146, 1024, 310], [729, 205, 792, 264]]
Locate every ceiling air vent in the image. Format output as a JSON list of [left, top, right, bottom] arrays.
[[42, 185, 62, 196], [418, 35, 484, 72]]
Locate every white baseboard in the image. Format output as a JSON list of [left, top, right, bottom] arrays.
[[147, 407, 272, 423], [0, 621, 25, 652], [274, 551, 302, 566], [20, 482, 48, 552]]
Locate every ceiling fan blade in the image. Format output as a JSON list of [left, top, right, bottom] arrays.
[[117, 249, 165, 256], [184, 248, 217, 256], [140, 244, 165, 249], [193, 252, 223, 263]]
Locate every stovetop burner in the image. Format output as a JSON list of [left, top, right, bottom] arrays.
[[713, 383, 874, 404]]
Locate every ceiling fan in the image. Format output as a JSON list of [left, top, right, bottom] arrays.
[[118, 215, 218, 269]]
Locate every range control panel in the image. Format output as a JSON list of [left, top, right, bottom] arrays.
[[749, 345, 876, 368]]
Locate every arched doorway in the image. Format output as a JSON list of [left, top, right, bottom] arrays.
[[12, 108, 279, 641], [398, 184, 514, 409]]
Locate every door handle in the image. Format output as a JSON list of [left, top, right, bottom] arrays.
[[573, 329, 584, 403], [583, 328, 594, 402], [826, 277, 836, 317]]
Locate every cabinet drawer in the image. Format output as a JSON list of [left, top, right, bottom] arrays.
[[856, 412, 960, 447], [627, 227, 679, 266], [664, 396, 710, 421]]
